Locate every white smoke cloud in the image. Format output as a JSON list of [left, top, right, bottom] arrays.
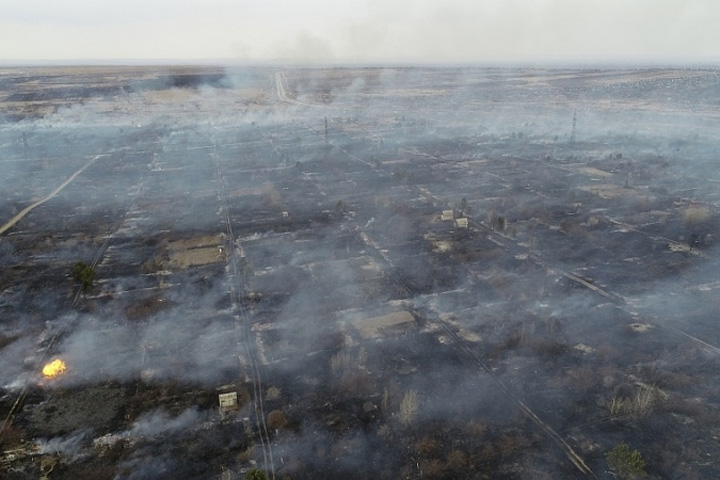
[[35, 430, 90, 462], [1, 0, 719, 62]]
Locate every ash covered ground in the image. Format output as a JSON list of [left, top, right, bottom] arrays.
[[2, 65, 720, 479]]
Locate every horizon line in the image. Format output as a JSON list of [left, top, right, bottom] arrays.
[[1, 55, 720, 70]]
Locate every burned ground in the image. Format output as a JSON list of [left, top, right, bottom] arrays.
[[1, 65, 720, 479]]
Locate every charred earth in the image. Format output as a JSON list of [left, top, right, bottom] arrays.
[[2, 65, 720, 479]]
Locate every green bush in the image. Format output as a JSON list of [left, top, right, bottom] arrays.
[[70, 261, 96, 293], [244, 468, 268, 480], [607, 442, 647, 479]]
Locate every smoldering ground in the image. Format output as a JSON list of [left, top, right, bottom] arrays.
[[3, 66, 720, 479]]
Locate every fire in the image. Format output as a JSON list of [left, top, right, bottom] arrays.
[[42, 359, 67, 378]]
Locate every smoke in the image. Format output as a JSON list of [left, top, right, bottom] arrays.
[[3, 64, 720, 479], [47, 300, 244, 386], [5, 0, 720, 63], [97, 407, 214, 479], [94, 408, 209, 454], [116, 449, 178, 480], [270, 32, 336, 64], [272, 427, 397, 477], [0, 335, 37, 389], [129, 407, 209, 440], [35, 430, 90, 462]]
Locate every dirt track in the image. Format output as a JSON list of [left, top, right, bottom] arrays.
[[0, 154, 102, 236]]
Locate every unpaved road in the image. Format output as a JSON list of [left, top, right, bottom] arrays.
[[0, 154, 103, 237]]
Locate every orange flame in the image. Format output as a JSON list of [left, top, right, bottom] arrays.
[[42, 359, 67, 378]]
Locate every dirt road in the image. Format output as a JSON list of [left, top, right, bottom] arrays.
[[0, 154, 103, 237]]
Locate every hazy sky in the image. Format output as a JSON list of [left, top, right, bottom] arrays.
[[1, 0, 719, 64]]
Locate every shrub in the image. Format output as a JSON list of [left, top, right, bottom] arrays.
[[607, 443, 647, 479], [267, 409, 288, 430], [330, 351, 353, 374], [466, 420, 487, 436], [446, 449, 468, 471], [414, 436, 439, 455], [70, 261, 96, 293], [381, 388, 389, 413], [399, 389, 419, 425], [244, 468, 268, 480], [609, 386, 656, 417], [265, 386, 281, 400]]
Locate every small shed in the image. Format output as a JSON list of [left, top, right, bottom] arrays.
[[219, 392, 239, 415], [441, 210, 454, 221], [456, 218, 469, 229]]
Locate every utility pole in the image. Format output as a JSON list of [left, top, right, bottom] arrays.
[[324, 116, 328, 144], [22, 130, 28, 161], [569, 110, 577, 146]]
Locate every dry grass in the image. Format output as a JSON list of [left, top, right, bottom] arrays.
[[262, 185, 283, 209], [164, 234, 224, 269], [476, 444, 498, 465], [446, 450, 468, 471], [267, 409, 288, 430], [330, 351, 354, 374], [610, 386, 657, 417], [466, 420, 488, 436], [351, 311, 416, 339], [167, 246, 223, 269], [415, 436, 440, 455], [419, 459, 445, 478], [683, 207, 711, 226], [399, 389, 419, 425], [357, 346, 368, 367], [265, 386, 281, 401], [124, 295, 170, 321], [337, 369, 376, 396]]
